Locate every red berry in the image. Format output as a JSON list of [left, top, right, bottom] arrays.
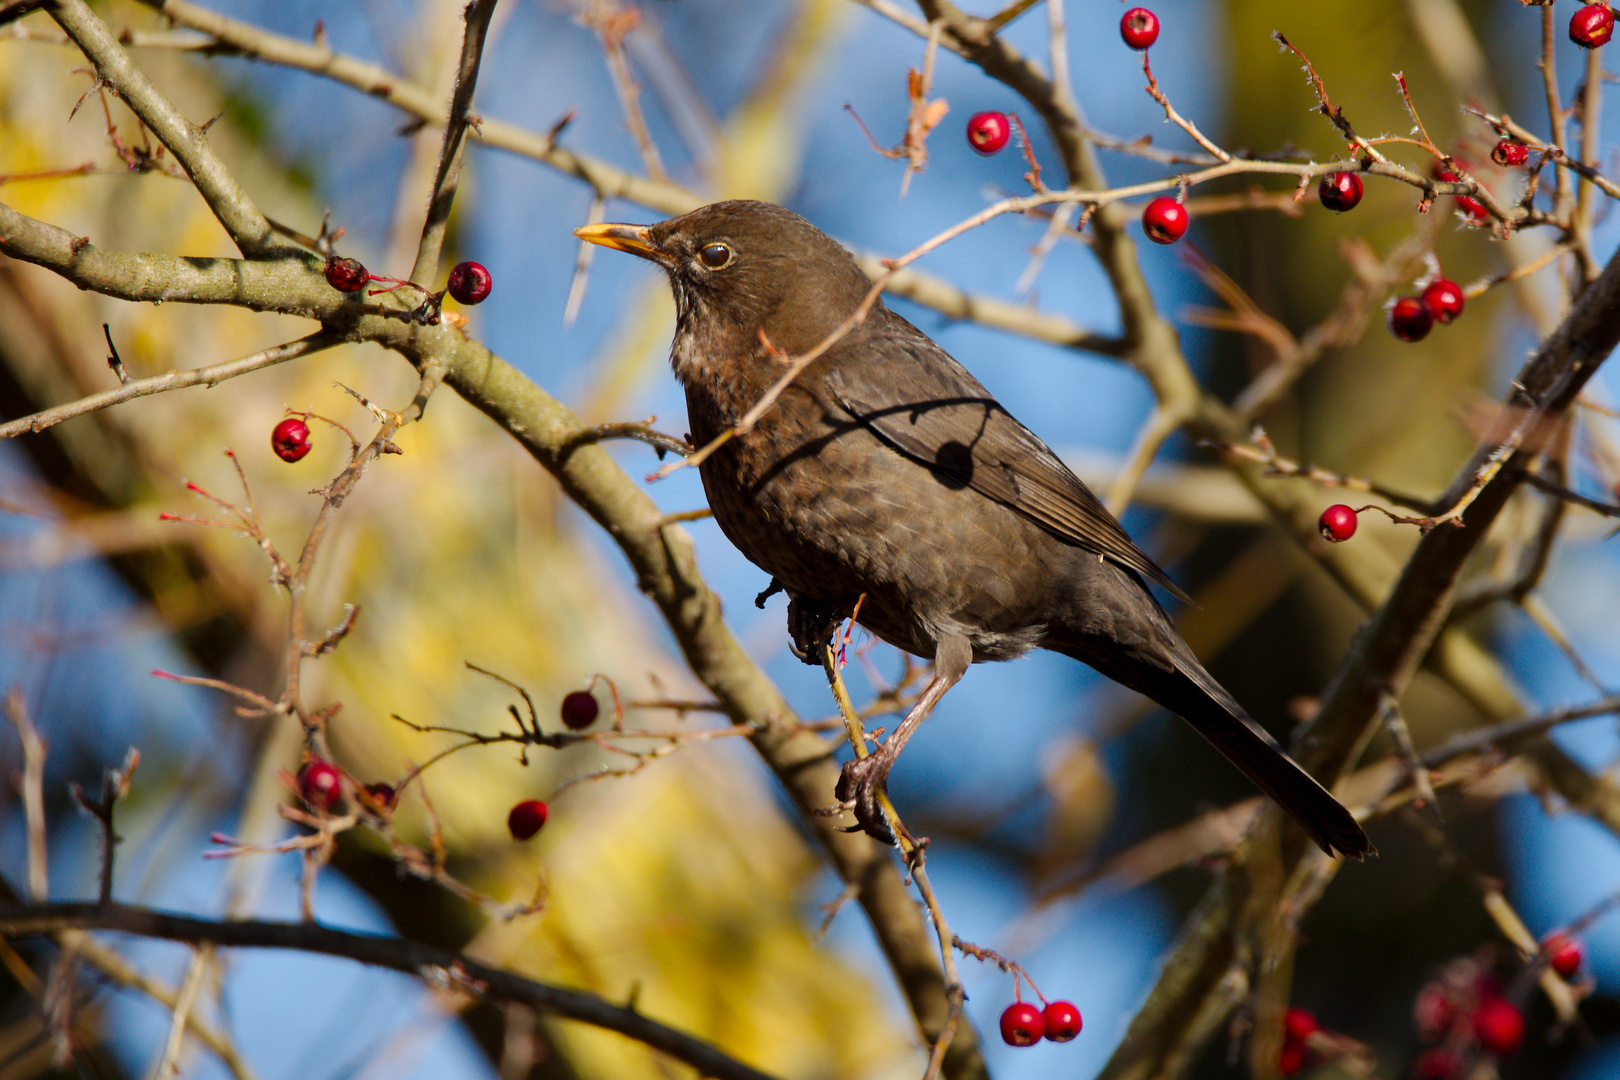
[[1142, 197, 1188, 244], [1283, 1008, 1319, 1043], [508, 799, 549, 840], [1544, 932, 1583, 978], [1491, 140, 1529, 167], [1042, 1001, 1082, 1042], [1318, 172, 1363, 212], [364, 782, 396, 808], [298, 759, 342, 811], [1319, 504, 1358, 543], [271, 417, 312, 462], [447, 261, 492, 304], [1412, 983, 1457, 1042], [1433, 166, 1488, 222], [1570, 3, 1616, 48], [1120, 7, 1159, 50], [1410, 1047, 1464, 1080], [1389, 296, 1434, 342], [1472, 997, 1524, 1056], [324, 255, 370, 292], [1279, 1042, 1308, 1076], [966, 111, 1010, 155], [560, 690, 601, 730], [1421, 279, 1465, 324], [999, 1002, 1045, 1047]]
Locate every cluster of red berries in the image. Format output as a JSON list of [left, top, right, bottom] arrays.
[[297, 757, 398, 814], [1280, 1008, 1322, 1075], [1406, 954, 1545, 1079], [1570, 2, 1615, 47], [1388, 277, 1466, 343], [998, 999, 1082, 1047]]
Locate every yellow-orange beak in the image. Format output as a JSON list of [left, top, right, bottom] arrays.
[[573, 222, 663, 262]]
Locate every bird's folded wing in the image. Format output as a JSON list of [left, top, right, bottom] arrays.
[[826, 329, 1193, 605]]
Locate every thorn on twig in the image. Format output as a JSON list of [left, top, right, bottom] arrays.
[[102, 323, 128, 384]]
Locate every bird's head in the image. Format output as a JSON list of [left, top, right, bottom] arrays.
[[575, 200, 877, 383]]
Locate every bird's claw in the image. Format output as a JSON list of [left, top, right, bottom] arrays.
[[786, 594, 843, 666], [835, 754, 897, 845]]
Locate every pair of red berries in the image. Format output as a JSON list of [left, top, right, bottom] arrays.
[[970, 4, 1158, 153], [1280, 1008, 1319, 1076], [1389, 279, 1466, 343], [298, 759, 397, 812], [324, 255, 493, 305], [998, 1000, 1082, 1046]]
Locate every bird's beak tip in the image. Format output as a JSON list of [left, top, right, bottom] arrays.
[[573, 222, 660, 261]]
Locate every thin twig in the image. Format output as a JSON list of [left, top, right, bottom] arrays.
[[5, 689, 49, 900], [0, 332, 338, 441]]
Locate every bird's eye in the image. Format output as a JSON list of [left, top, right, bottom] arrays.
[[698, 243, 732, 269]]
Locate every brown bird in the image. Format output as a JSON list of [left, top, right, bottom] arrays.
[[576, 200, 1372, 859]]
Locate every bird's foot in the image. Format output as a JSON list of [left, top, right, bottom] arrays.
[[834, 752, 897, 845], [786, 594, 844, 666]]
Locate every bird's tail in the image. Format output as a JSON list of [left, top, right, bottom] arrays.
[[1062, 644, 1374, 859]]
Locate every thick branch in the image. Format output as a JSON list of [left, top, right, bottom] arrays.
[[0, 901, 780, 1080]]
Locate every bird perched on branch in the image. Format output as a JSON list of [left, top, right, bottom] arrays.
[[575, 200, 1371, 859]]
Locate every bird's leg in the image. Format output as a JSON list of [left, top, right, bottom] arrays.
[[835, 634, 970, 844]]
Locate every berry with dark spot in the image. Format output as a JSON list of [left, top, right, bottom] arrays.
[[1389, 296, 1435, 341], [1319, 504, 1359, 543], [966, 111, 1011, 155], [324, 256, 371, 292], [271, 417, 313, 462], [1570, 3, 1616, 48], [999, 1002, 1045, 1047], [1318, 172, 1363, 212], [1120, 7, 1159, 50], [1042, 1001, 1082, 1042], [447, 261, 492, 304], [1142, 197, 1188, 244], [1491, 140, 1529, 167]]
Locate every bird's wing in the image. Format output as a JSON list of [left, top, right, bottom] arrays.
[[825, 320, 1193, 605]]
